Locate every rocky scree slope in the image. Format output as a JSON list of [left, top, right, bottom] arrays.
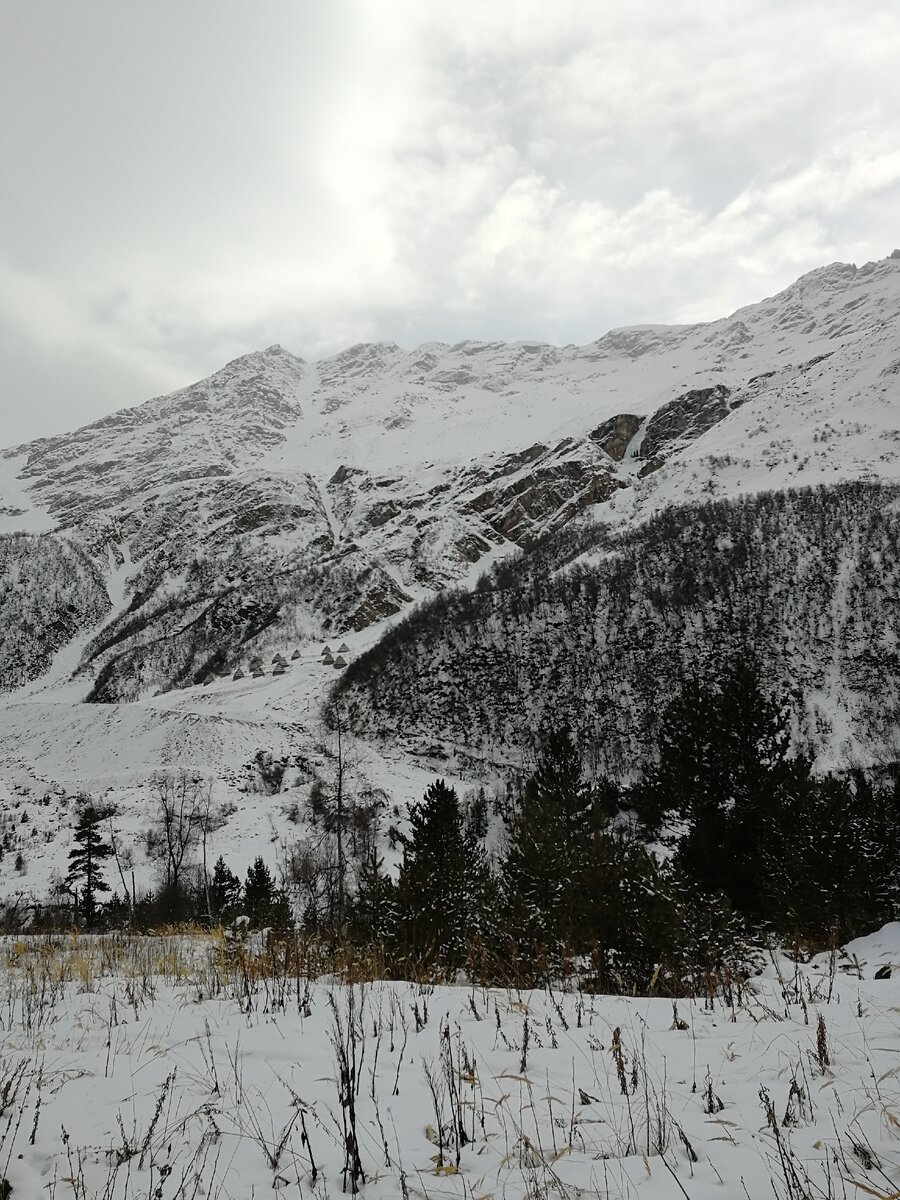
[[1, 254, 899, 700]]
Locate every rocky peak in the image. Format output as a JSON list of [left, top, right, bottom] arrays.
[[318, 341, 402, 383], [196, 345, 308, 408]]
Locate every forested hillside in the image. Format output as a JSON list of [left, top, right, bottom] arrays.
[[76, 543, 408, 702], [336, 482, 900, 772], [0, 533, 110, 690]]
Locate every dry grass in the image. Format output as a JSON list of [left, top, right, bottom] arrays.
[[0, 932, 897, 1199]]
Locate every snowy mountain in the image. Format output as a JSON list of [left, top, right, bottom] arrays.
[[2, 252, 900, 899], [3, 252, 900, 704]]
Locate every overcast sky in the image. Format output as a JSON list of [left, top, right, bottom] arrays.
[[1, 1, 899, 446]]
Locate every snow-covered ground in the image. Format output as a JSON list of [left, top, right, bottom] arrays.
[[0, 629, 474, 904], [1, 924, 898, 1198]]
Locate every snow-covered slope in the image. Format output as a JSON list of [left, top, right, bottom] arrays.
[[2, 254, 900, 900], [0, 632, 458, 903], [2, 253, 899, 701]]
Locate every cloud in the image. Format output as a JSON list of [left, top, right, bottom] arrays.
[[1, 0, 899, 442]]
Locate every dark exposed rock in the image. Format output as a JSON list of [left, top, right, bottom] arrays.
[[638, 456, 666, 478], [484, 443, 549, 483], [455, 533, 494, 562], [641, 385, 733, 461], [329, 464, 365, 486], [348, 573, 412, 631], [231, 503, 314, 534], [589, 414, 643, 461], [469, 453, 620, 542], [364, 500, 402, 529]]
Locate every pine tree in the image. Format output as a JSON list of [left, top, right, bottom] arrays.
[[714, 662, 795, 913], [396, 780, 491, 972], [639, 663, 795, 914], [244, 857, 292, 930], [631, 678, 722, 835], [209, 856, 241, 923], [760, 769, 900, 941], [67, 803, 114, 929], [580, 827, 665, 987], [502, 727, 597, 960], [352, 843, 396, 947], [528, 725, 596, 836], [269, 887, 294, 932]]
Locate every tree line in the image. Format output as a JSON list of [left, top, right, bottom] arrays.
[[66, 801, 291, 934], [343, 662, 899, 990], [59, 661, 900, 994]]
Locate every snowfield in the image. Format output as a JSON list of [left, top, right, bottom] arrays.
[[0, 925, 899, 1199]]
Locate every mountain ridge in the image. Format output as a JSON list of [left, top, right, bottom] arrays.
[[0, 252, 898, 708]]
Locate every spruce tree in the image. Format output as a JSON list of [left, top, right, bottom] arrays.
[[642, 663, 795, 913], [245, 857, 276, 928], [396, 779, 491, 972], [761, 769, 900, 941], [244, 857, 292, 930], [352, 843, 396, 947], [209, 856, 241, 923], [632, 678, 722, 836], [502, 726, 597, 961], [715, 663, 794, 914], [67, 803, 114, 929], [579, 826, 663, 988]]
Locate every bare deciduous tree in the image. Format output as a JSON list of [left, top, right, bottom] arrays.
[[317, 698, 369, 932], [149, 771, 206, 893], [196, 784, 229, 920], [107, 814, 136, 917]]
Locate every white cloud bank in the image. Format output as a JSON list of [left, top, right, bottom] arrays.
[[1, 0, 898, 442]]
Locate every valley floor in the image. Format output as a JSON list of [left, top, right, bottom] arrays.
[[1, 925, 899, 1199], [0, 629, 465, 906]]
